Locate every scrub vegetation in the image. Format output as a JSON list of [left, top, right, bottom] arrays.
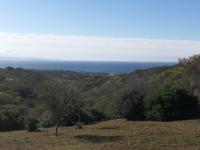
[[0, 54, 200, 149]]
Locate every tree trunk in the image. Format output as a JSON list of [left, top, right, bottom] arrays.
[[54, 123, 59, 136], [79, 105, 81, 123]]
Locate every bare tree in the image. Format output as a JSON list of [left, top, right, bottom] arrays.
[[42, 80, 79, 136]]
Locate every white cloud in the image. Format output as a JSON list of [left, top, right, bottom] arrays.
[[0, 32, 199, 62]]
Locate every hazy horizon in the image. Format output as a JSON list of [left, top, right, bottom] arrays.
[[0, 56, 177, 63]]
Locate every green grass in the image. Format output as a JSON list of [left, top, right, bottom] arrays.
[[1, 119, 200, 150]]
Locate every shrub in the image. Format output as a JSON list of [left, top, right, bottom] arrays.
[[26, 118, 38, 132], [119, 89, 145, 120], [90, 109, 106, 122], [0, 105, 25, 131], [0, 92, 18, 105], [144, 85, 198, 121], [39, 111, 54, 128]]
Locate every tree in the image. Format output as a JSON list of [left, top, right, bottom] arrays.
[[39, 111, 54, 127], [119, 89, 145, 120], [178, 54, 200, 72], [144, 85, 198, 121], [118, 74, 148, 120], [42, 81, 79, 136], [0, 92, 24, 131]]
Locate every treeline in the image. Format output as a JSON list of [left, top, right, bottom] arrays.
[[0, 54, 200, 132]]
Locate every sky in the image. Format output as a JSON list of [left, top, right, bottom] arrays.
[[0, 0, 200, 62]]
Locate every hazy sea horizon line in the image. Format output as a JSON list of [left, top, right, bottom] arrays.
[[0, 57, 177, 63], [0, 59, 176, 73]]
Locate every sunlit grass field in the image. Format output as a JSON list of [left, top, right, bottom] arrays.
[[1, 119, 200, 150]]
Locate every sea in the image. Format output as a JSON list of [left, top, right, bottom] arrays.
[[0, 60, 175, 74]]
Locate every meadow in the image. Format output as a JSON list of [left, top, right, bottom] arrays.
[[1, 119, 200, 150]]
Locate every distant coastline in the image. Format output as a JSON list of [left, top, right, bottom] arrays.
[[0, 59, 175, 73]]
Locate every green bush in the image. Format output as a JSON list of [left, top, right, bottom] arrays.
[[119, 89, 145, 120], [0, 92, 24, 131], [90, 109, 107, 121], [144, 85, 198, 121], [39, 111, 54, 127], [26, 118, 38, 132], [0, 92, 18, 105], [0, 105, 25, 131]]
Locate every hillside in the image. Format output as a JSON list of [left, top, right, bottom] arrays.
[[0, 54, 200, 131], [0, 55, 200, 150], [80, 55, 200, 120]]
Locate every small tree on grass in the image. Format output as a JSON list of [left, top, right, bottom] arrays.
[[42, 81, 79, 136]]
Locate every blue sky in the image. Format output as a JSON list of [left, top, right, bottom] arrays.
[[0, 0, 200, 61]]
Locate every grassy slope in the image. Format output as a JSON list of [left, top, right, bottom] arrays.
[[1, 119, 200, 150]]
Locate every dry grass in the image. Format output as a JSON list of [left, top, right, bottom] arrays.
[[1, 119, 200, 150]]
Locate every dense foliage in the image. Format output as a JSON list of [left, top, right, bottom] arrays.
[[0, 54, 200, 131], [144, 85, 198, 121], [119, 89, 145, 120], [41, 81, 80, 136], [0, 92, 24, 131]]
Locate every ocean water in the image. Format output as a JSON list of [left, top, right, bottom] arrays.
[[0, 60, 175, 73]]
